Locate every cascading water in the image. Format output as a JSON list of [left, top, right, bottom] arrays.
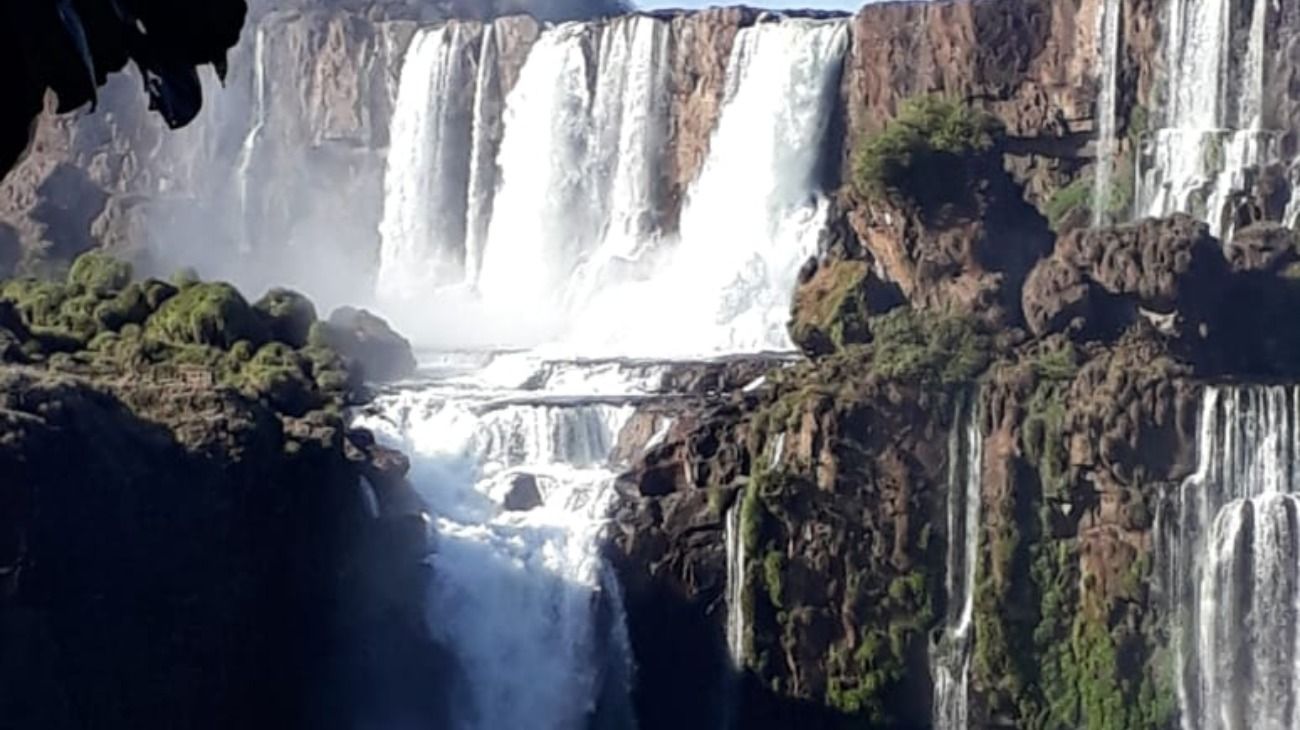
[[375, 15, 848, 356], [1091, 0, 1122, 226], [376, 25, 481, 300], [931, 395, 983, 730], [353, 355, 649, 730], [569, 18, 848, 355], [1137, 0, 1277, 239], [1162, 386, 1300, 730], [363, 14, 850, 728], [464, 24, 502, 284]]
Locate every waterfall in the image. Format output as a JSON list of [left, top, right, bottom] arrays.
[[354, 358, 643, 730], [571, 18, 848, 355], [464, 24, 501, 284], [932, 395, 983, 730], [1091, 0, 1121, 226], [377, 25, 481, 301], [1165, 386, 1300, 730], [235, 23, 267, 253], [476, 22, 600, 310], [375, 16, 848, 357], [724, 498, 747, 669], [1137, 0, 1277, 239]]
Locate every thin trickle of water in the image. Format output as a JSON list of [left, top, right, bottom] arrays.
[[932, 395, 983, 730], [1091, 0, 1121, 226], [725, 497, 747, 669], [1164, 386, 1300, 730], [235, 24, 267, 253]]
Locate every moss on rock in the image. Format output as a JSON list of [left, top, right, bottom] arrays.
[[67, 251, 132, 296], [146, 282, 267, 350], [255, 288, 318, 349]]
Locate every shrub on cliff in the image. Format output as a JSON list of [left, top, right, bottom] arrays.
[[853, 96, 1002, 207], [146, 282, 268, 350], [867, 307, 991, 384]]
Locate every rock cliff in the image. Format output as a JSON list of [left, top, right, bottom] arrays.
[[0, 256, 438, 729], [606, 2, 1300, 728]]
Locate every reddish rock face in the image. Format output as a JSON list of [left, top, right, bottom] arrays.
[[840, 0, 1159, 208], [663, 7, 759, 227]]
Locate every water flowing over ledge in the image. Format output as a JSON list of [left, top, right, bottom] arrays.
[[931, 393, 983, 730], [375, 14, 849, 358], [1161, 386, 1300, 730], [353, 354, 653, 730]]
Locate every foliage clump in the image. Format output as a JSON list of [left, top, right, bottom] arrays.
[[853, 96, 1003, 205], [0, 250, 398, 416], [867, 307, 992, 384], [68, 252, 133, 296], [146, 282, 267, 349]]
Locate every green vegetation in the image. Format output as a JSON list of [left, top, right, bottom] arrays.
[[867, 308, 992, 385], [853, 96, 1002, 204], [1043, 173, 1134, 231], [68, 252, 133, 296], [0, 251, 367, 416], [825, 570, 934, 723], [1022, 381, 1070, 499], [788, 259, 873, 355], [146, 282, 268, 349], [762, 550, 786, 609]]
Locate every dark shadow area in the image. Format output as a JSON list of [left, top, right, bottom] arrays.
[[0, 371, 451, 730]]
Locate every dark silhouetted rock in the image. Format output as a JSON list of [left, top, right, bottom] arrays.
[[503, 473, 543, 511], [320, 306, 417, 383]]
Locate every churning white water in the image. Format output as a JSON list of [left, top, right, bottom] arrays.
[[1162, 386, 1300, 730], [931, 396, 983, 730], [354, 354, 650, 730], [375, 15, 848, 357], [1136, 0, 1279, 239]]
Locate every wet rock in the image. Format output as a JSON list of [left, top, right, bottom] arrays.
[[503, 473, 543, 512], [1225, 222, 1299, 274], [1022, 214, 1225, 341], [320, 306, 417, 382]]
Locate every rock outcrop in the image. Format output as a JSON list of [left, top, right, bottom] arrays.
[[0, 255, 449, 729], [0, 1, 247, 176]]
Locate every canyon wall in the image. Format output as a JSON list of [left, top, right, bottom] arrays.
[[607, 1, 1300, 729]]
